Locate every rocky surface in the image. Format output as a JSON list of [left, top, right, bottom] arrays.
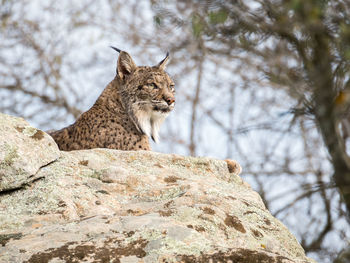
[[0, 113, 315, 263], [0, 113, 59, 192]]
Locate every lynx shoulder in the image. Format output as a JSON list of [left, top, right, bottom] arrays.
[[49, 48, 175, 151]]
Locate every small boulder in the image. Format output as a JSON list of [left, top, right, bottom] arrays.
[[0, 113, 59, 191]]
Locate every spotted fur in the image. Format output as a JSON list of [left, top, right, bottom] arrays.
[[49, 50, 175, 151]]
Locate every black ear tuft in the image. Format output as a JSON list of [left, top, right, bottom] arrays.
[[110, 46, 122, 53], [157, 52, 169, 70]]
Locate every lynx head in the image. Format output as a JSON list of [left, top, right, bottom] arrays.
[[111, 47, 175, 143]]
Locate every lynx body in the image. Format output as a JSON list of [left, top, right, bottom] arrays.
[[49, 49, 175, 151]]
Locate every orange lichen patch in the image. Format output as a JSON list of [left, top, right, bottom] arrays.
[[31, 130, 45, 140], [164, 176, 180, 183], [31, 223, 43, 229], [127, 155, 137, 163], [335, 91, 347, 105], [202, 207, 215, 215], [15, 127, 24, 133], [224, 159, 242, 175], [183, 163, 191, 168], [79, 160, 89, 166]]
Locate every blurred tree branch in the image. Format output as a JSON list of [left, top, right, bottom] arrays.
[[161, 0, 350, 218], [152, 0, 350, 260], [1, 0, 349, 261], [1, 83, 81, 118]]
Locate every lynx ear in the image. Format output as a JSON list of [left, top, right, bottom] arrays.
[[112, 48, 137, 80], [157, 52, 169, 71]]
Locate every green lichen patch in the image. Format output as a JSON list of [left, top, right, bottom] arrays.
[[22, 127, 38, 137], [155, 232, 212, 257], [0, 174, 66, 231], [0, 144, 19, 168], [135, 185, 189, 202], [80, 169, 105, 180], [124, 228, 163, 245], [172, 207, 202, 223], [0, 232, 23, 247]]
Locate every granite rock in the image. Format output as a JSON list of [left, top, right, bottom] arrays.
[[0, 113, 315, 263], [0, 113, 59, 191]]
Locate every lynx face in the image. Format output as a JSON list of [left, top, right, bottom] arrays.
[[132, 67, 175, 113], [115, 50, 175, 142]]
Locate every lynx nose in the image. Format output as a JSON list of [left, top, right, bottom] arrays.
[[165, 97, 175, 105]]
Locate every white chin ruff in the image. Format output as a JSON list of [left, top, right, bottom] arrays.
[[136, 110, 169, 143]]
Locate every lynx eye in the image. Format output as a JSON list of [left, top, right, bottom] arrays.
[[170, 85, 175, 92], [150, 83, 159, 89]]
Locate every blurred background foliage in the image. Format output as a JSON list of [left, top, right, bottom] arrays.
[[1, 0, 350, 262]]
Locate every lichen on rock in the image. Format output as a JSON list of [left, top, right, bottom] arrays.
[[0, 113, 315, 263], [0, 113, 60, 191]]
